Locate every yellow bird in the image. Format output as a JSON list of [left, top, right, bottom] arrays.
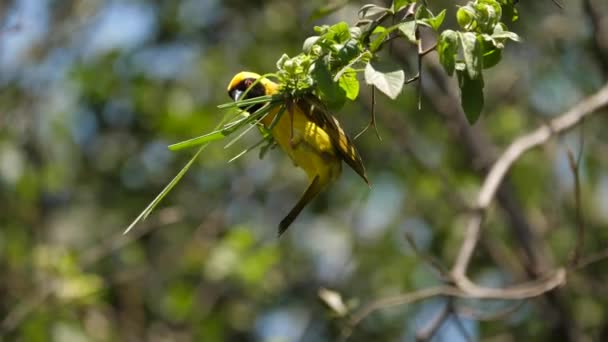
[[227, 71, 369, 235]]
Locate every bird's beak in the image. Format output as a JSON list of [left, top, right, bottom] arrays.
[[230, 89, 244, 102]]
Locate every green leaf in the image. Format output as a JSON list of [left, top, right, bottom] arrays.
[[458, 70, 484, 123], [368, 21, 411, 52], [338, 68, 360, 100], [314, 25, 330, 35], [336, 39, 360, 63], [475, 0, 502, 32], [303, 36, 320, 52], [502, 3, 519, 22], [364, 61, 404, 100], [482, 46, 502, 69], [168, 130, 226, 151], [324, 21, 351, 44], [369, 26, 390, 52], [276, 53, 289, 70], [492, 29, 520, 42], [438, 30, 459, 76], [312, 59, 346, 110], [358, 4, 389, 19], [481, 37, 503, 68], [349, 27, 362, 39], [267, 105, 287, 131], [457, 6, 476, 31], [124, 144, 206, 234], [333, 50, 370, 82], [417, 9, 446, 31], [459, 32, 483, 80], [392, 0, 413, 13], [398, 21, 417, 43]]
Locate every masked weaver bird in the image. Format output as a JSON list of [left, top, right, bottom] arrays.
[[227, 71, 370, 236]]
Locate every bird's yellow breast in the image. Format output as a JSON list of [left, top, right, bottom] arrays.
[[261, 105, 342, 184]]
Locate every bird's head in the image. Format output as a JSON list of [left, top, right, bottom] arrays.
[[226, 72, 279, 111]]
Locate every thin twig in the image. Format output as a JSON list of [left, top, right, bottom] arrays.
[[416, 29, 423, 110], [406, 73, 420, 84], [456, 300, 525, 321], [416, 303, 451, 342], [354, 86, 381, 140], [452, 316, 473, 342], [552, 0, 564, 9], [566, 139, 585, 267], [349, 286, 457, 329], [575, 247, 608, 270], [405, 232, 450, 279]]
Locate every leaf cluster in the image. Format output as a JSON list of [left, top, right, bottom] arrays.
[[438, 0, 520, 122]]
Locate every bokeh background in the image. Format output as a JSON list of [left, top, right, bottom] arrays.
[[1, 0, 607, 341]]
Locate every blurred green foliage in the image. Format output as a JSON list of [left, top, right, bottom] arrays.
[[0, 0, 608, 341]]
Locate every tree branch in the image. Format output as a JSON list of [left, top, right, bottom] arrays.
[[451, 83, 608, 282], [348, 268, 565, 333]]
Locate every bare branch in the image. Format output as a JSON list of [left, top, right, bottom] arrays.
[[451, 83, 608, 281], [348, 268, 565, 332], [349, 286, 457, 329], [453, 268, 567, 300]]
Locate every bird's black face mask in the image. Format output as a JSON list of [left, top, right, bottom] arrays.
[[228, 78, 267, 113]]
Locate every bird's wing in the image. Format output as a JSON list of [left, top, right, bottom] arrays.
[[299, 96, 370, 185]]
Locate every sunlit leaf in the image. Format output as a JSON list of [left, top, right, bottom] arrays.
[[438, 30, 459, 76], [324, 21, 351, 43], [457, 5, 476, 31], [338, 68, 360, 100], [364, 61, 404, 100], [392, 0, 414, 13], [358, 4, 389, 19], [417, 9, 446, 31], [303, 36, 320, 52], [459, 32, 483, 80], [398, 21, 417, 43]]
